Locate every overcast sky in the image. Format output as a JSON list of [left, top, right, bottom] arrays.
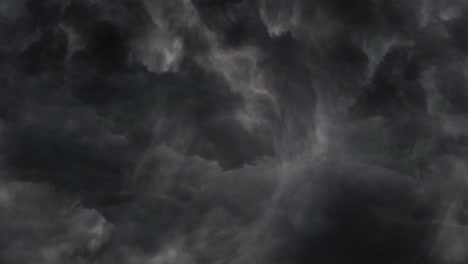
[[0, 0, 467, 263]]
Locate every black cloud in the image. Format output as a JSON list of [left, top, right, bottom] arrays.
[[0, 0, 467, 263]]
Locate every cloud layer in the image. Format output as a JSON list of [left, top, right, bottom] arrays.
[[1, 0, 467, 263]]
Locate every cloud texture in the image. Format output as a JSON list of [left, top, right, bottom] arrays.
[[0, 0, 467, 263]]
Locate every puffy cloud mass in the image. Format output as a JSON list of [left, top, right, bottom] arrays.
[[0, 0, 467, 263]]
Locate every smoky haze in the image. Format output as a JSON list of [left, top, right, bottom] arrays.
[[0, 0, 467, 263]]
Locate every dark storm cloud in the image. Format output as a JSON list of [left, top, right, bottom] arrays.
[[0, 0, 467, 263], [0, 179, 112, 264]]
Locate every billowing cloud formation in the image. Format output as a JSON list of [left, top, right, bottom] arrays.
[[0, 0, 467, 263]]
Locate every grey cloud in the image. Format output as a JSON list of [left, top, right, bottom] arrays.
[[1, 0, 468, 263], [0, 179, 112, 264]]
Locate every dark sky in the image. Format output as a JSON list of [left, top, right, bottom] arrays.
[[0, 0, 467, 263]]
